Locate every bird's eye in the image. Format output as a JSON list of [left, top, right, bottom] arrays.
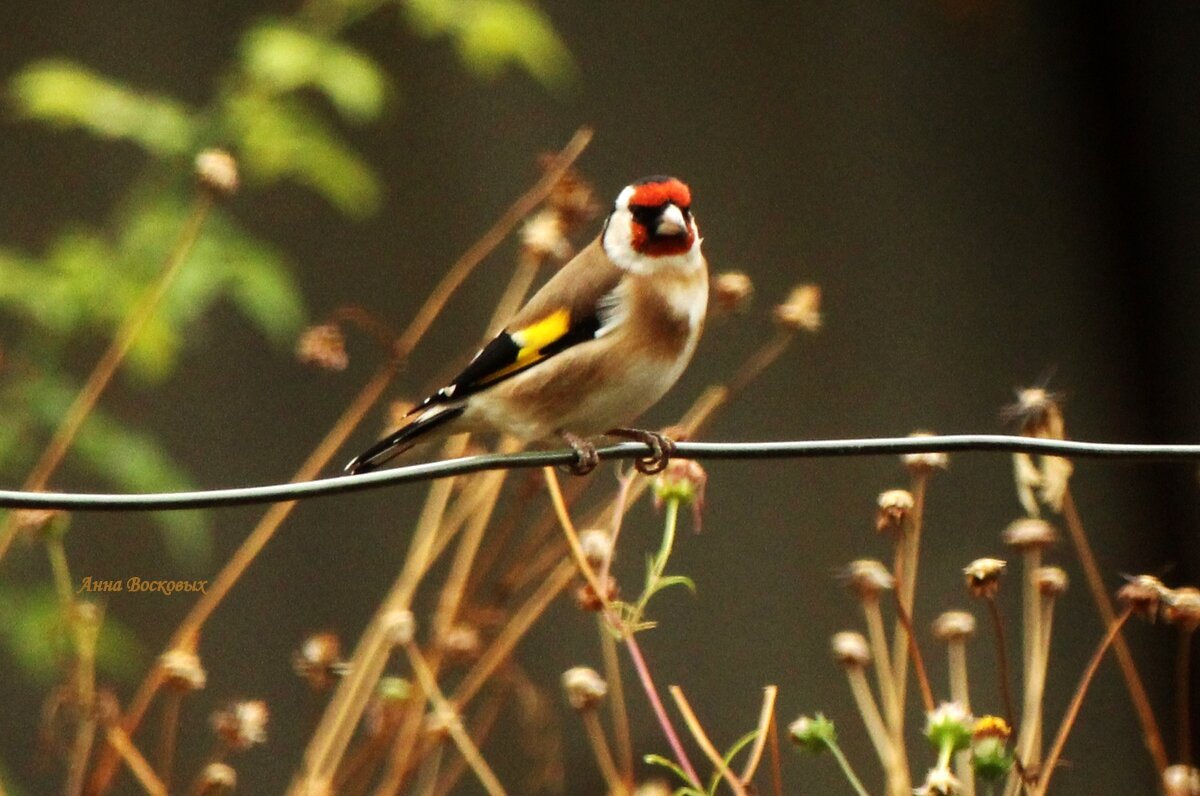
[[629, 203, 665, 226]]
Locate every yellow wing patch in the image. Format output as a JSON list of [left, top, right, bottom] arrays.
[[480, 308, 571, 385]]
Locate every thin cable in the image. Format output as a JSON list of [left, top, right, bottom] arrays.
[[1, 435, 1198, 512]]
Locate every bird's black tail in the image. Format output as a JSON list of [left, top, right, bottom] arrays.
[[344, 404, 466, 474]]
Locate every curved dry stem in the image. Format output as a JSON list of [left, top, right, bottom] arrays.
[[668, 685, 746, 796]]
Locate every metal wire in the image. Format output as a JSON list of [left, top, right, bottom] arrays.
[[1, 435, 1197, 512]]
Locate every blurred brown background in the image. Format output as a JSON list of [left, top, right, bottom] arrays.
[[1, 1, 1197, 793]]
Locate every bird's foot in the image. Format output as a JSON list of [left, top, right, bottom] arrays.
[[607, 428, 676, 475], [559, 431, 599, 476]]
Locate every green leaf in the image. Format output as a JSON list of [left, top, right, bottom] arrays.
[[643, 754, 702, 795], [649, 574, 697, 598], [0, 585, 146, 686], [223, 93, 382, 216], [10, 60, 198, 156], [24, 377, 211, 568], [404, 0, 576, 91], [241, 21, 389, 123]]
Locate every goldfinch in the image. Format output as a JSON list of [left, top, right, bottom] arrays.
[[345, 175, 708, 475]]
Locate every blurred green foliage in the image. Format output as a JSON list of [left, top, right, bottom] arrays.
[[0, 0, 572, 745]]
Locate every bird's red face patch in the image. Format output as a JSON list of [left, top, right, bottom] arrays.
[[627, 178, 695, 257], [629, 179, 692, 210]]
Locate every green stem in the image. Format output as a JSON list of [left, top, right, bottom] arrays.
[[632, 497, 680, 624], [46, 537, 75, 612], [826, 738, 872, 796]]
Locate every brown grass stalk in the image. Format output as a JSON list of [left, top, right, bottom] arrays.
[[669, 685, 747, 796], [738, 685, 778, 787]]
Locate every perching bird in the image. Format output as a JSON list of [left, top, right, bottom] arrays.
[[345, 175, 708, 475]]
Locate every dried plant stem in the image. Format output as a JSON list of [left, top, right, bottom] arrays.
[[432, 686, 509, 796], [862, 596, 903, 750], [156, 690, 182, 792], [413, 742, 445, 796], [843, 665, 902, 796], [403, 642, 506, 796], [668, 686, 747, 796], [947, 638, 971, 711], [891, 471, 928, 729], [624, 635, 703, 788], [1009, 590, 1056, 796], [102, 723, 167, 796], [1032, 607, 1133, 796], [581, 710, 624, 795], [0, 191, 215, 563], [738, 685, 778, 787], [1020, 548, 1043, 691], [766, 706, 784, 796], [598, 622, 634, 785], [1060, 490, 1168, 773], [891, 591, 936, 713], [985, 596, 1017, 728], [451, 558, 576, 706], [1178, 626, 1195, 766]]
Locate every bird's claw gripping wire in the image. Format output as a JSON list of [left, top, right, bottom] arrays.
[[558, 431, 599, 476], [607, 428, 676, 475]]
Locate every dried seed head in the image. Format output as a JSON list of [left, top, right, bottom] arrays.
[[915, 767, 962, 795], [541, 162, 599, 231], [903, 432, 950, 474], [1035, 567, 1069, 598], [383, 609, 416, 646], [521, 209, 570, 260], [573, 575, 619, 612], [932, 610, 977, 642], [633, 781, 673, 796], [1005, 387, 1066, 439], [964, 558, 1007, 598], [195, 149, 239, 197], [1002, 518, 1058, 549], [578, 529, 614, 569], [831, 631, 871, 668], [1118, 574, 1167, 620], [296, 324, 349, 371], [652, 458, 707, 509], [1162, 587, 1200, 631], [293, 632, 344, 691], [1162, 764, 1200, 796], [438, 623, 482, 662], [195, 762, 237, 795], [875, 489, 914, 535], [788, 713, 836, 753], [160, 648, 207, 692], [773, 284, 822, 332], [561, 666, 608, 711], [211, 700, 268, 750], [844, 559, 895, 599], [710, 271, 754, 316]]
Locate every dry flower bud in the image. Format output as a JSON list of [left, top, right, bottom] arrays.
[[521, 209, 570, 260], [831, 631, 871, 668], [1035, 567, 1069, 597], [438, 623, 482, 661], [1162, 587, 1200, 631], [195, 149, 239, 197], [1002, 518, 1058, 549], [211, 700, 268, 750], [573, 575, 618, 612], [710, 271, 753, 315], [1163, 764, 1200, 796], [160, 648, 207, 691], [293, 632, 344, 691], [383, 609, 416, 646], [903, 432, 950, 474], [297, 324, 349, 371], [578, 529, 614, 569], [788, 713, 836, 753], [773, 284, 822, 332], [844, 559, 895, 599], [561, 666, 607, 710], [933, 610, 977, 641], [964, 558, 1006, 598], [1118, 575, 1167, 620], [875, 489, 914, 534], [541, 162, 599, 231], [195, 762, 237, 795], [1006, 388, 1066, 439], [652, 458, 707, 510]]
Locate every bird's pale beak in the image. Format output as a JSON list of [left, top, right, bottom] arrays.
[[656, 203, 688, 237]]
